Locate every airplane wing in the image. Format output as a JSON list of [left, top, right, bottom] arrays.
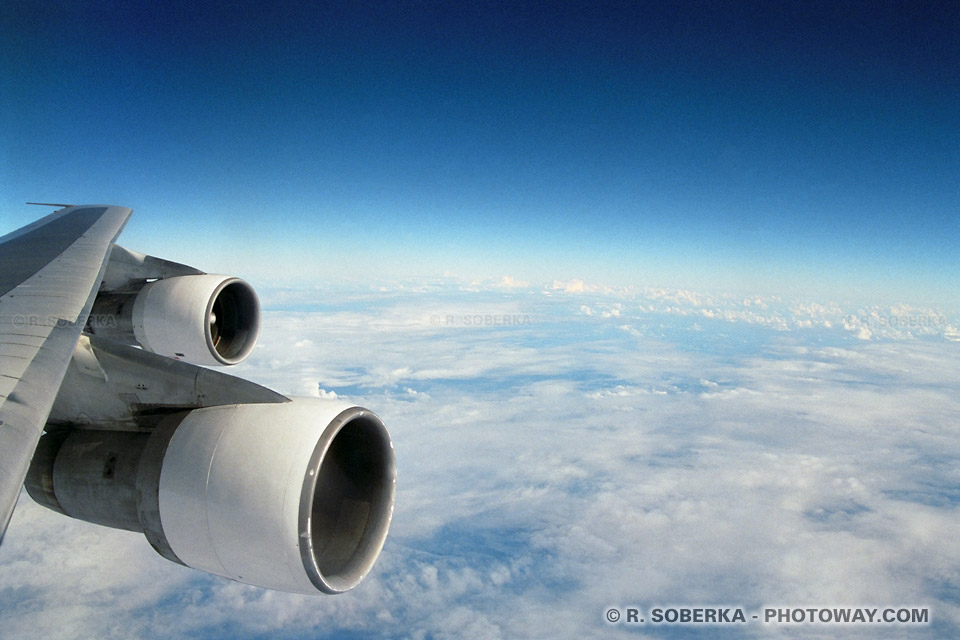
[[0, 205, 131, 542], [0, 205, 395, 595]]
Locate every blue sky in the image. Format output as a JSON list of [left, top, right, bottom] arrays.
[[2, 0, 958, 304], [2, 5, 960, 637]]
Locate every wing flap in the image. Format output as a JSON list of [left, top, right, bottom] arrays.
[[0, 205, 131, 542]]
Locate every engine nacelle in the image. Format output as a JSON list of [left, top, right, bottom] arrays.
[[91, 274, 260, 366], [26, 399, 396, 595]]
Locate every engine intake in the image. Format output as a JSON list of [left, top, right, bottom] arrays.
[[26, 399, 395, 595]]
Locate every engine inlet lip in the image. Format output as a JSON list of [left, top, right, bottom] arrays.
[[297, 406, 396, 594], [203, 277, 260, 365]]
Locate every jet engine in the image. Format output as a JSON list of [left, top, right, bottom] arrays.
[[1, 208, 394, 597], [26, 398, 395, 595], [91, 274, 260, 366]]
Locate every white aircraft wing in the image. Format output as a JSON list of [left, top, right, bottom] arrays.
[[0, 204, 394, 595], [0, 205, 131, 541]]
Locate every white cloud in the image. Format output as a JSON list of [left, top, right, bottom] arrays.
[[495, 275, 529, 289], [2, 281, 959, 638], [551, 278, 587, 293]]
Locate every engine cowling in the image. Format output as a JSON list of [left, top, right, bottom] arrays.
[[26, 398, 396, 595], [132, 274, 260, 366], [91, 274, 261, 366]]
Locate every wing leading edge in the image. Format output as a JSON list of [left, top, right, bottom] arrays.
[[0, 205, 131, 542]]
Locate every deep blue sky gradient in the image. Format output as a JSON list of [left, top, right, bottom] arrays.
[[2, 1, 957, 304]]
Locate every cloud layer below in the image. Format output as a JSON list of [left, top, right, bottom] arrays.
[[1, 279, 958, 638]]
